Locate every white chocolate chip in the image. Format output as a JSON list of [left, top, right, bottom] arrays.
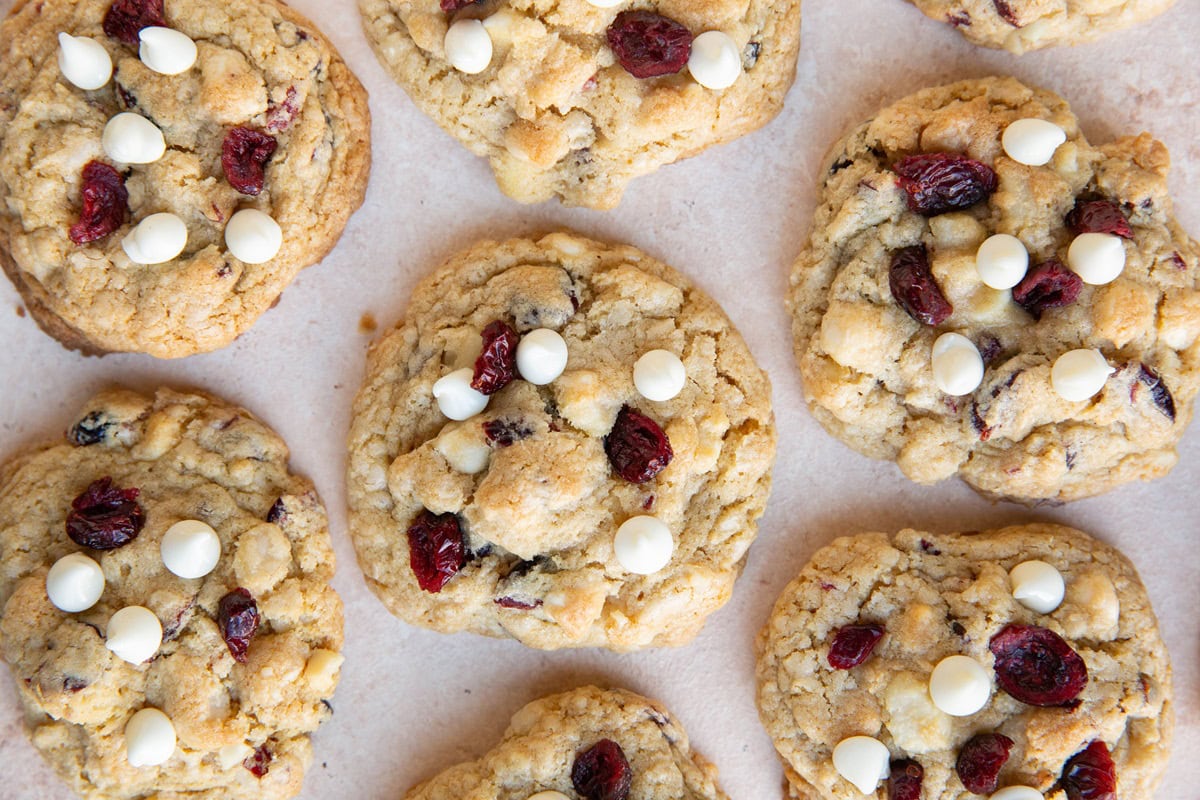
[[122, 213, 188, 265], [124, 708, 177, 767], [527, 793, 571, 800], [57, 33, 112, 90], [102, 112, 166, 164], [303, 648, 344, 693], [160, 520, 222, 579], [516, 329, 569, 386], [106, 606, 163, 665], [1068, 233, 1126, 285], [687, 31, 741, 90], [434, 424, 492, 473], [1009, 561, 1065, 614], [613, 516, 674, 575], [931, 333, 984, 396], [433, 368, 490, 421], [225, 209, 282, 264], [1051, 349, 1114, 402], [929, 655, 992, 716], [832, 736, 890, 795], [990, 787, 1044, 800], [46, 553, 105, 613], [1002, 118, 1067, 166], [975, 234, 1029, 290], [444, 19, 493, 75], [634, 349, 686, 401], [218, 742, 254, 770], [138, 27, 197, 75]]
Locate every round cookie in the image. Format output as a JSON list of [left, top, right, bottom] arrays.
[[903, 0, 1177, 53], [788, 76, 1200, 504], [0, 387, 344, 800], [0, 0, 371, 358], [347, 232, 776, 650], [756, 524, 1172, 800], [358, 0, 801, 209], [402, 686, 729, 800]]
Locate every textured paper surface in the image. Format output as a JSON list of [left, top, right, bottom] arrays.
[[1, 0, 1198, 797]]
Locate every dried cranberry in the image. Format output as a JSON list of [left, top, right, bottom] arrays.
[[572, 739, 632, 800], [827, 623, 885, 669], [471, 320, 519, 395], [407, 510, 466, 593], [69, 411, 114, 446], [1066, 199, 1133, 239], [217, 588, 260, 663], [1137, 364, 1176, 421], [65, 477, 144, 550], [483, 418, 533, 447], [604, 405, 673, 483], [887, 759, 923, 800], [221, 128, 277, 196], [889, 244, 952, 325], [1012, 259, 1082, 319], [102, 0, 166, 44], [440, 0, 482, 10], [606, 11, 693, 79], [956, 733, 1014, 794], [494, 596, 542, 610], [894, 153, 998, 216], [992, 0, 1021, 26], [989, 624, 1088, 706], [243, 744, 273, 778], [1061, 740, 1117, 800], [266, 498, 287, 524], [69, 161, 128, 245]]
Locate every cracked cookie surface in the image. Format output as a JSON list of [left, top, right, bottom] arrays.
[[0, 0, 370, 357], [756, 524, 1172, 800], [358, 0, 801, 209], [347, 232, 775, 650], [0, 387, 343, 800], [788, 76, 1200, 504]]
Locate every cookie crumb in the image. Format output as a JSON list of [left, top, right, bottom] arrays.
[[359, 312, 377, 334], [15, 305, 25, 317]]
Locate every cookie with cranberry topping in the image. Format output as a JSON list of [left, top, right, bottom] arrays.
[[0, 0, 370, 357], [347, 232, 776, 650], [357, 0, 801, 208], [400, 686, 729, 800], [789, 76, 1200, 504], [756, 524, 1172, 800], [0, 387, 343, 800]]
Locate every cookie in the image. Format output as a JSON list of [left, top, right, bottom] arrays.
[[358, 0, 801, 209], [788, 76, 1200, 504], [756, 524, 1173, 800], [0, 387, 344, 800], [347, 232, 776, 650], [402, 686, 729, 800], [903, 0, 1176, 53], [0, 0, 370, 358]]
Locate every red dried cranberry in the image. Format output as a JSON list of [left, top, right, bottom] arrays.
[[827, 623, 885, 669], [572, 739, 632, 800], [956, 733, 1014, 794], [1061, 740, 1117, 800], [494, 596, 542, 610], [604, 405, 673, 483], [1137, 364, 1176, 421], [894, 153, 998, 216], [407, 510, 466, 593], [1066, 199, 1133, 239], [69, 161, 128, 245], [440, 0, 482, 10], [102, 0, 166, 44], [607, 11, 693, 79], [887, 759, 923, 800], [217, 588, 260, 663], [471, 320, 519, 395], [989, 624, 1088, 706], [243, 743, 273, 777], [1012, 259, 1082, 320], [992, 0, 1021, 26], [222, 128, 277, 196], [483, 418, 533, 447], [65, 477, 144, 550], [889, 244, 952, 325]]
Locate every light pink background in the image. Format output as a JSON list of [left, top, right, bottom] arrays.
[[1, 1, 1197, 797]]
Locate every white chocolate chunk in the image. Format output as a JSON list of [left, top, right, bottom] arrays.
[[516, 329, 569, 385], [46, 553, 105, 613], [106, 606, 163, 665], [931, 333, 984, 396], [832, 736, 890, 794], [102, 112, 166, 164], [1051, 349, 1114, 402], [218, 743, 254, 770], [433, 368, 489, 421], [634, 349, 687, 401], [303, 648, 344, 693], [990, 787, 1044, 800], [1002, 118, 1067, 166], [1068, 233, 1126, 285], [527, 794, 572, 800], [138, 27, 198, 75], [225, 209, 282, 264], [444, 19, 493, 74], [929, 655, 992, 716], [58, 33, 112, 90], [975, 234, 1029, 290], [614, 516, 674, 575], [688, 31, 741, 90], [161, 519, 222, 579], [434, 424, 492, 473], [125, 708, 176, 767], [1009, 561, 1065, 614]]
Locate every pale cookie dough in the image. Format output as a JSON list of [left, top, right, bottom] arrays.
[[0, 0, 370, 358], [347, 232, 776, 650], [402, 686, 729, 800], [789, 76, 1200, 504], [756, 524, 1172, 800], [358, 0, 801, 209], [0, 387, 344, 800]]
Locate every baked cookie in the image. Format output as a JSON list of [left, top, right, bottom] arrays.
[[358, 0, 801, 209], [756, 524, 1172, 800], [788, 77, 1200, 504], [347, 232, 776, 650], [0, 0, 370, 358], [903, 0, 1177, 53], [402, 686, 729, 800], [0, 387, 344, 800]]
